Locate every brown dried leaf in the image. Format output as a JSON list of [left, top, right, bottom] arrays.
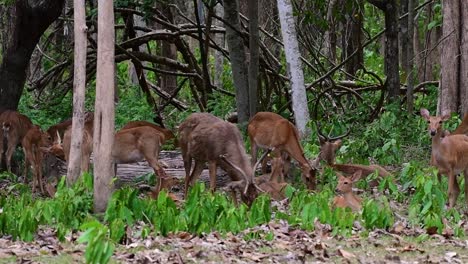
[[337, 249, 356, 260]]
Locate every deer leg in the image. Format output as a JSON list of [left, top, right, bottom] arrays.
[[250, 141, 258, 167], [281, 152, 290, 182], [184, 160, 204, 197], [447, 170, 460, 208], [208, 161, 217, 193], [23, 147, 29, 184], [37, 152, 44, 194], [261, 154, 269, 174], [464, 170, 468, 206], [5, 143, 15, 172]]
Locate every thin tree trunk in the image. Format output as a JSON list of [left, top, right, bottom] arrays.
[[213, 4, 224, 89], [0, 0, 65, 111], [248, 0, 259, 117], [277, 0, 310, 137], [438, 0, 460, 114], [323, 0, 338, 65], [460, 2, 468, 114], [223, 0, 250, 123], [384, 0, 400, 100], [193, 0, 211, 106], [67, 0, 87, 184], [400, 0, 409, 79], [406, 0, 415, 112], [93, 0, 115, 213]]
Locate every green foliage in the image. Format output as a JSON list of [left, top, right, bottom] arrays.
[[361, 197, 394, 230], [78, 220, 115, 264]]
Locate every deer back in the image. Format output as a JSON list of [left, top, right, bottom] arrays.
[[122, 120, 175, 141], [453, 113, 468, 135], [189, 121, 253, 181], [113, 126, 163, 164], [0, 111, 33, 142]]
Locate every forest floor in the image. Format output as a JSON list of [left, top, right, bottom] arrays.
[[1, 151, 468, 263]]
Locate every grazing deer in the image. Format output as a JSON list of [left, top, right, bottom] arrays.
[[0, 111, 33, 172], [179, 113, 260, 205], [316, 126, 390, 186], [420, 108, 468, 207], [113, 126, 168, 191], [333, 170, 362, 211], [122, 120, 176, 142], [248, 112, 317, 189], [22, 125, 52, 193], [46, 112, 94, 144], [48, 114, 94, 173]]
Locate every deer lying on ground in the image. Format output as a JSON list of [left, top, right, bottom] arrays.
[[247, 112, 317, 189], [0, 111, 33, 171], [179, 113, 260, 205], [22, 125, 52, 193], [333, 170, 363, 211], [316, 127, 390, 186], [420, 108, 468, 208]]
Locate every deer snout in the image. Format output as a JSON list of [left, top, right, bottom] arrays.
[[430, 130, 436, 136], [335, 188, 342, 194]]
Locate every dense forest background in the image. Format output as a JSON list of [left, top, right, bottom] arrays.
[[1, 0, 468, 263]]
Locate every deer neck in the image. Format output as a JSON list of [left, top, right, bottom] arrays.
[[343, 192, 361, 209], [431, 128, 444, 150]]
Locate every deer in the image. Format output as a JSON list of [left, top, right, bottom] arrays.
[[179, 113, 261, 205], [48, 114, 94, 173], [46, 112, 94, 144], [316, 125, 390, 186], [420, 108, 468, 208], [247, 112, 317, 190], [0, 111, 33, 172], [121, 120, 176, 143], [453, 113, 468, 135], [22, 125, 53, 193], [333, 170, 363, 212], [112, 126, 169, 192]]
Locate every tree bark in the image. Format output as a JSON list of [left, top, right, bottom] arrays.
[[67, 0, 87, 184], [324, 0, 338, 65], [248, 0, 259, 117], [406, 0, 415, 112], [0, 0, 65, 111], [460, 2, 468, 114], [367, 0, 400, 101], [277, 0, 310, 137], [213, 4, 224, 89], [93, 0, 115, 213], [223, 0, 250, 124], [438, 0, 460, 114]]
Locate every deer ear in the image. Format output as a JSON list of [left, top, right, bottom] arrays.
[[333, 139, 342, 148], [351, 170, 362, 182], [441, 111, 451, 121], [420, 108, 430, 120]]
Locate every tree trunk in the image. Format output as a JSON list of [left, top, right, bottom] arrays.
[[248, 0, 259, 117], [213, 4, 224, 89], [400, 0, 408, 79], [323, 0, 338, 65], [159, 5, 177, 95], [344, 3, 363, 76], [367, 0, 400, 101], [406, 0, 415, 112], [460, 2, 468, 114], [223, 0, 250, 124], [0, 0, 65, 111], [67, 0, 87, 184], [384, 0, 400, 101], [93, 0, 115, 213], [438, 0, 460, 114], [277, 0, 310, 137]]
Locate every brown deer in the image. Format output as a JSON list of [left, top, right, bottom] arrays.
[[453, 113, 468, 135], [316, 126, 390, 186], [112, 126, 168, 191], [22, 125, 52, 193], [0, 111, 33, 172], [179, 113, 260, 205], [333, 170, 363, 211], [46, 112, 94, 144], [247, 112, 317, 189], [420, 108, 468, 208], [122, 120, 176, 143], [48, 114, 94, 173]]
